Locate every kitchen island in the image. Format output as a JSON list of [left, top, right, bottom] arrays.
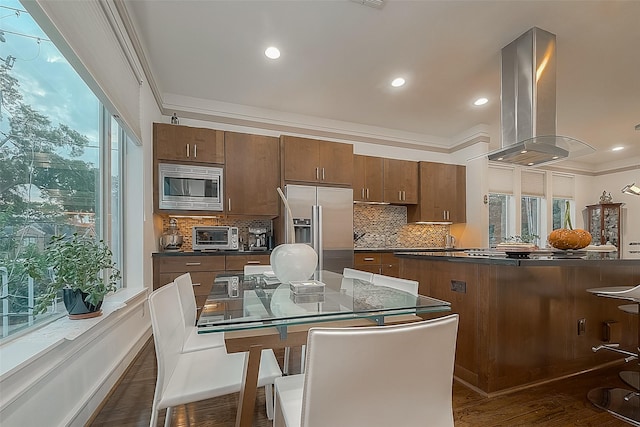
[[397, 251, 640, 395]]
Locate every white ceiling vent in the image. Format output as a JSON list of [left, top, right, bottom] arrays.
[[350, 0, 385, 9]]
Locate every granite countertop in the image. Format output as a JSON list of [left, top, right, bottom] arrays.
[[395, 250, 636, 266], [354, 247, 462, 253]]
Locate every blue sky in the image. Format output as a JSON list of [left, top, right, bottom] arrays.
[[1, 0, 100, 164]]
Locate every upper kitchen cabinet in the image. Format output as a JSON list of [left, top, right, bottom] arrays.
[[353, 155, 384, 202], [407, 162, 466, 223], [225, 132, 280, 217], [383, 159, 418, 204], [154, 123, 225, 164], [281, 135, 353, 186]]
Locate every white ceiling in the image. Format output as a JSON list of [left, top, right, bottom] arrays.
[[123, 0, 640, 172]]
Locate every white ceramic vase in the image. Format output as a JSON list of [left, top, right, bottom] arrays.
[[270, 243, 318, 284]]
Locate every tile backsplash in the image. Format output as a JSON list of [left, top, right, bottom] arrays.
[[160, 216, 272, 251], [354, 204, 449, 248], [159, 204, 449, 252]]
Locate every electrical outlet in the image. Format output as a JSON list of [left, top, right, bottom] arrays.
[[578, 318, 586, 335]]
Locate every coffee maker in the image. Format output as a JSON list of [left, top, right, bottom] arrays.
[[248, 227, 268, 251]]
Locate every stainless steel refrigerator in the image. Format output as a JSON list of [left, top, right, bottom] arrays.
[[284, 185, 354, 274]]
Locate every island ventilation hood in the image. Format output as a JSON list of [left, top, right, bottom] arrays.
[[488, 27, 594, 166]]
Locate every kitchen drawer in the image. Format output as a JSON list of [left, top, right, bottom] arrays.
[[156, 271, 218, 291], [354, 253, 382, 265], [156, 255, 226, 273], [225, 254, 271, 271]]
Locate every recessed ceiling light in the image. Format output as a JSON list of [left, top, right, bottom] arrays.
[[265, 46, 280, 59], [391, 77, 405, 87], [474, 97, 488, 106], [612, 146, 625, 151]]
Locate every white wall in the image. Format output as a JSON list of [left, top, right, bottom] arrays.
[[581, 169, 640, 258]]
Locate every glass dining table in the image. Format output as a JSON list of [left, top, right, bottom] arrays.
[[197, 270, 451, 427]]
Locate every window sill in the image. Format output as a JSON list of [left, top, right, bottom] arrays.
[[0, 287, 148, 380]]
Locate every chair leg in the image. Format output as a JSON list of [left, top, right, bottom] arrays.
[[149, 406, 158, 427], [265, 384, 275, 420], [283, 346, 291, 374], [164, 407, 172, 427], [274, 387, 285, 427]]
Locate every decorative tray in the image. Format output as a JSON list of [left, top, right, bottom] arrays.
[[289, 280, 325, 294]]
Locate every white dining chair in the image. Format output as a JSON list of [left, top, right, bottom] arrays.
[[372, 274, 419, 294], [148, 282, 283, 426], [371, 274, 421, 324], [244, 264, 274, 275], [342, 267, 374, 282], [273, 314, 459, 427], [174, 273, 225, 352]]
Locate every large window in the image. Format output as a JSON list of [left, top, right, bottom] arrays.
[[521, 196, 542, 244], [553, 198, 574, 230], [488, 193, 514, 247], [0, 1, 123, 339]]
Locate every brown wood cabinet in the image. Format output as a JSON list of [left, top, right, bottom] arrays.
[[224, 132, 280, 217], [154, 123, 224, 164], [383, 159, 418, 204], [381, 252, 400, 277], [408, 162, 466, 223], [281, 135, 353, 186], [354, 252, 382, 274], [353, 155, 384, 202], [224, 254, 271, 272], [401, 256, 640, 394], [354, 252, 400, 277], [153, 255, 226, 318], [586, 203, 623, 256]]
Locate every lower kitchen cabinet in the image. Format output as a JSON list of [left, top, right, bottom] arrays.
[[354, 252, 400, 277], [153, 255, 226, 318], [381, 252, 400, 277]]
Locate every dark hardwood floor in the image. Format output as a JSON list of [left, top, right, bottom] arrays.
[[91, 338, 633, 426]]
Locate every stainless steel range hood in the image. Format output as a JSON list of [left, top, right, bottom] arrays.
[[488, 27, 593, 166]]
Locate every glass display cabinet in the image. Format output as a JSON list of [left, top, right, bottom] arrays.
[[586, 203, 623, 257]]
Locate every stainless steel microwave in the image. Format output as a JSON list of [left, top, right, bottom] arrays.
[[158, 163, 223, 211], [192, 226, 239, 251]]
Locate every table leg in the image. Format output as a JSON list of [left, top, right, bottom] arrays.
[[235, 344, 263, 427]]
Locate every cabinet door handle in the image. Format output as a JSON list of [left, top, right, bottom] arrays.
[[361, 188, 365, 199], [322, 168, 325, 180], [186, 143, 190, 158], [228, 198, 232, 211], [247, 260, 260, 264], [193, 144, 197, 158], [398, 191, 402, 201], [185, 262, 201, 266], [366, 188, 369, 199], [363, 257, 375, 261], [192, 282, 201, 286], [316, 167, 319, 180], [403, 191, 406, 201]]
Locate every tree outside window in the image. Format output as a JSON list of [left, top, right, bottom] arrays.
[[0, 1, 122, 340]]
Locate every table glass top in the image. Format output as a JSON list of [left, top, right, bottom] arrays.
[[197, 271, 450, 333]]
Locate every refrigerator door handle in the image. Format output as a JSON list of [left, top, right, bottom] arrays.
[[312, 205, 323, 271]]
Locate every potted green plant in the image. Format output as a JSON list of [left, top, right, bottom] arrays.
[[28, 233, 121, 319]]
